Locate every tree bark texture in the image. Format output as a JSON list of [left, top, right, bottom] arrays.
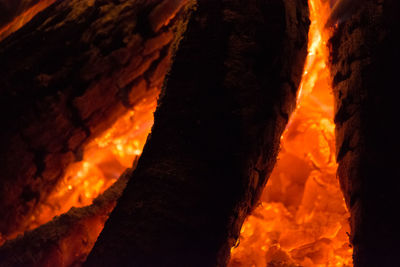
[[86, 0, 309, 266], [0, 0, 192, 239], [329, 1, 400, 266]]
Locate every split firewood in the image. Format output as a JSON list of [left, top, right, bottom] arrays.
[[0, 0, 193, 240], [86, 0, 310, 266], [329, 0, 400, 265]]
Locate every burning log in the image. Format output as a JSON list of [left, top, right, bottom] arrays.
[[0, 168, 132, 267], [0, 0, 193, 240], [0, 0, 56, 41], [86, 0, 309, 266], [329, 0, 400, 266], [0, 0, 45, 29]]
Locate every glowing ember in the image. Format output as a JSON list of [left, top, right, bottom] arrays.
[[25, 92, 159, 231], [0, 0, 165, 234], [1, 1, 352, 265], [0, 0, 56, 41], [229, 0, 353, 266]]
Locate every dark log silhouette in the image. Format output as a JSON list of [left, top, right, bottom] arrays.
[[0, 0, 193, 239], [329, 0, 400, 266], [86, 0, 309, 266]]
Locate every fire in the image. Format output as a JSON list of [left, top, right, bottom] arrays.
[[229, 0, 353, 266], [1, 0, 352, 265], [0, 0, 161, 233], [25, 92, 159, 231]]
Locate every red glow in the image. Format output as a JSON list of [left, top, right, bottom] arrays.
[[229, 0, 352, 266]]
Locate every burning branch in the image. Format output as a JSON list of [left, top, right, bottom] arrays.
[[85, 0, 310, 266], [329, 0, 400, 265], [0, 0, 193, 240]]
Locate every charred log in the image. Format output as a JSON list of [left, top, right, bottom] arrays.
[[329, 0, 400, 266], [0, 0, 192, 239], [0, 168, 131, 267], [86, 0, 309, 266], [0, 0, 56, 41]]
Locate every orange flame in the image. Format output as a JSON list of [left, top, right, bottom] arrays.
[[229, 0, 352, 266]]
